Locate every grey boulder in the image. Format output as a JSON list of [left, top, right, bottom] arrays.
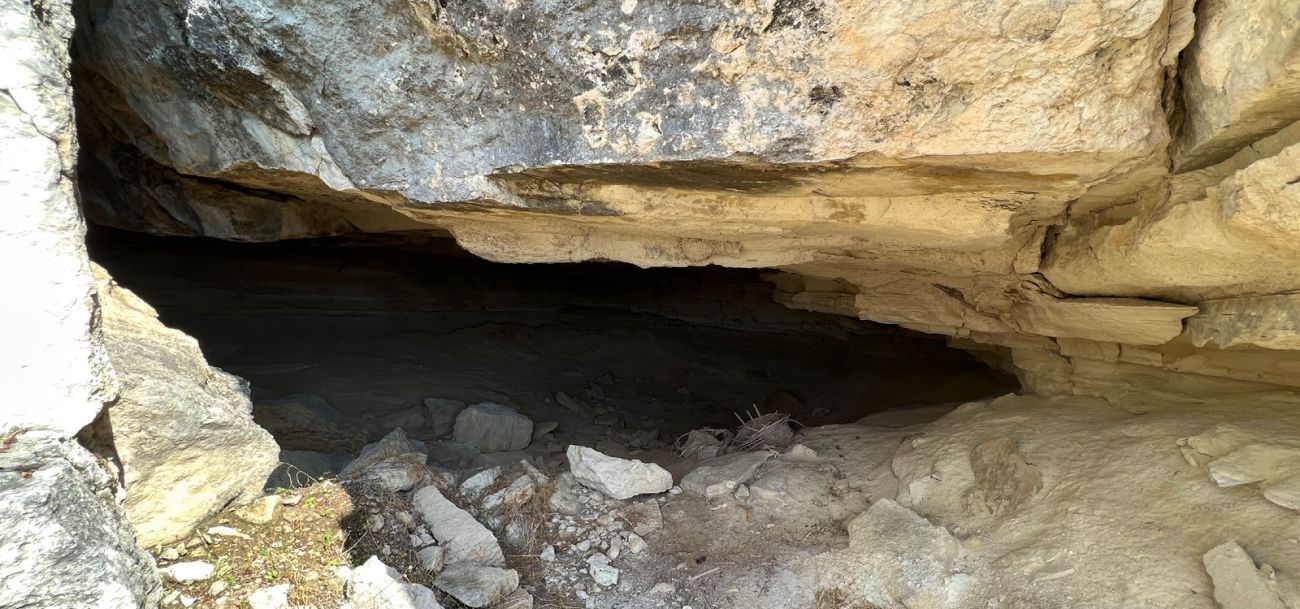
[[566, 445, 672, 500], [453, 404, 532, 452], [434, 563, 519, 608]]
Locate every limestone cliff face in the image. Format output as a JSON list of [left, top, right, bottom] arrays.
[[72, 0, 1300, 403]]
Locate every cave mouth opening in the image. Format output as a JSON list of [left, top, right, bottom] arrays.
[[87, 226, 1019, 476]]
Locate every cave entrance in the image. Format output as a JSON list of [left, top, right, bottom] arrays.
[[87, 227, 1018, 476]]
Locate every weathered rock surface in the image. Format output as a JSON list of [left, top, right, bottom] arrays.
[[566, 445, 673, 500], [453, 404, 533, 453], [1174, 0, 1300, 170], [819, 499, 964, 609], [1203, 542, 1288, 609], [59, 0, 1300, 407], [681, 451, 775, 498], [0, 434, 163, 609], [412, 486, 506, 566], [348, 556, 443, 609], [97, 267, 279, 547], [434, 563, 519, 608]]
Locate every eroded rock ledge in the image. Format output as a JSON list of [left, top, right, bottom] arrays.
[[69, 0, 1300, 403]]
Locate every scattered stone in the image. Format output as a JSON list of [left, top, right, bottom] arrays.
[[435, 563, 520, 608], [556, 392, 594, 416], [209, 580, 228, 596], [618, 499, 663, 535], [586, 553, 620, 586], [279, 493, 302, 506], [540, 545, 556, 562], [676, 429, 728, 460], [348, 556, 441, 609], [482, 475, 536, 512], [454, 404, 534, 452], [233, 495, 281, 525], [566, 445, 673, 500], [532, 421, 559, 441], [1203, 541, 1288, 609], [593, 412, 621, 427], [495, 588, 534, 609], [681, 451, 774, 498], [734, 484, 750, 501], [179, 594, 196, 607], [548, 473, 586, 515], [360, 461, 427, 493], [207, 525, 251, 540], [624, 532, 647, 554], [460, 467, 503, 499], [412, 486, 506, 566], [417, 545, 446, 573], [160, 547, 180, 561], [160, 561, 215, 583], [648, 582, 675, 595], [424, 397, 469, 438], [340, 428, 429, 491], [427, 441, 485, 469], [367, 514, 385, 533], [782, 443, 818, 461], [247, 584, 290, 609]]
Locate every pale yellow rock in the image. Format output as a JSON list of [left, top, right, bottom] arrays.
[[1045, 124, 1300, 302], [1011, 297, 1197, 345], [1174, 0, 1300, 170]]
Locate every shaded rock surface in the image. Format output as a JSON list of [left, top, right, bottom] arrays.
[[412, 486, 506, 567], [96, 267, 279, 547], [453, 404, 533, 453]]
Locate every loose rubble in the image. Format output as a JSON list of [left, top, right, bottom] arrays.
[[566, 445, 673, 500]]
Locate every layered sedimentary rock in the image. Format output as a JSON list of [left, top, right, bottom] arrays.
[[64, 0, 1300, 403]]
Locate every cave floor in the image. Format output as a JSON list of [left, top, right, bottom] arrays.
[[182, 310, 1013, 467]]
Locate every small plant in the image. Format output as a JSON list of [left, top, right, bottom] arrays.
[[304, 496, 318, 509]]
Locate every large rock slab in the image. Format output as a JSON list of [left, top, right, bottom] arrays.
[[681, 451, 775, 498], [453, 404, 532, 453], [97, 268, 279, 547], [1010, 297, 1197, 346], [0, 434, 163, 609], [412, 486, 506, 566], [566, 445, 672, 500]]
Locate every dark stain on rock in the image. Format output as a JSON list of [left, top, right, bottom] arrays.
[[809, 84, 843, 111], [765, 0, 827, 33]]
